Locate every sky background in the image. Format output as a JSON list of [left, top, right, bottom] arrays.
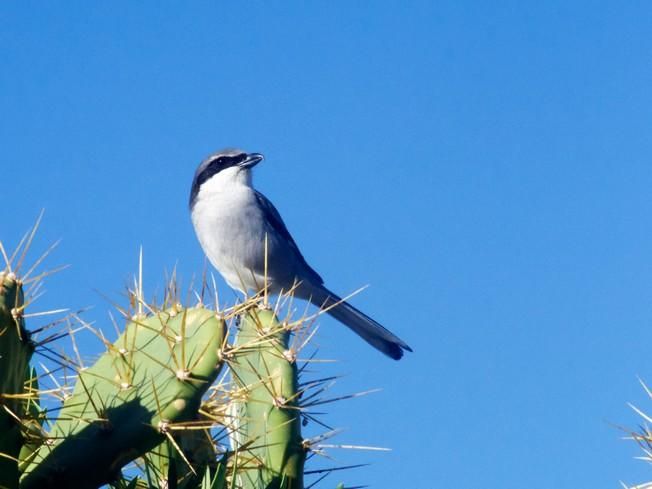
[[2, 2, 652, 487]]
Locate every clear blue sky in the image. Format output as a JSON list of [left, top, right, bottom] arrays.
[[2, 2, 652, 487]]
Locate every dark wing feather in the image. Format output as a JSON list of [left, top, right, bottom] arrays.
[[255, 191, 324, 285]]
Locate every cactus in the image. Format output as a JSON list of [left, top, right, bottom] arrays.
[[228, 307, 305, 489], [0, 272, 34, 489], [0, 221, 379, 489], [21, 305, 226, 489]]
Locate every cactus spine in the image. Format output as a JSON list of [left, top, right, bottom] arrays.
[[229, 307, 305, 489]]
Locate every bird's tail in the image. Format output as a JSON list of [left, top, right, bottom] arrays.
[[307, 286, 412, 360]]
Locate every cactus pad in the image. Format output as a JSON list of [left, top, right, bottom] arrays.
[[21, 305, 226, 489], [229, 307, 305, 489]]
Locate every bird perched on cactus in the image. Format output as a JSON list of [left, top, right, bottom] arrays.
[[189, 148, 411, 360]]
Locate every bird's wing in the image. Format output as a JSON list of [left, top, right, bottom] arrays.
[[255, 190, 324, 286]]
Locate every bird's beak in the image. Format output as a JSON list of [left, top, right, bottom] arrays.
[[239, 153, 264, 169]]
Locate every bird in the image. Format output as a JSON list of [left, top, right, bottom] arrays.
[[189, 148, 412, 360]]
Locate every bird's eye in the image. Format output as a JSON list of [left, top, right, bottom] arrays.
[[208, 157, 225, 170]]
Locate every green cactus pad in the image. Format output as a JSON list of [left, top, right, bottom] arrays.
[[21, 306, 226, 489], [229, 308, 305, 489], [0, 273, 33, 489]]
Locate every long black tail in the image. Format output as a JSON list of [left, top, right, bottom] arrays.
[[308, 286, 412, 360]]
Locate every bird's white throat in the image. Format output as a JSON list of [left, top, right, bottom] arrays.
[[196, 166, 253, 202]]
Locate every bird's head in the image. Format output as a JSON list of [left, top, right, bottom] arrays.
[[189, 148, 264, 208]]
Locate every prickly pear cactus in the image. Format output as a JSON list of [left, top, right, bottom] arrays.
[[0, 272, 34, 489], [21, 306, 226, 489], [229, 307, 305, 489], [0, 219, 377, 489]]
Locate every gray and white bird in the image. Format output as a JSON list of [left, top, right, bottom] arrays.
[[189, 148, 411, 360]]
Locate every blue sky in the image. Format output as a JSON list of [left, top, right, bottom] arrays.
[[2, 2, 652, 487]]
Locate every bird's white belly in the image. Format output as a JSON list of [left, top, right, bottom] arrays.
[[192, 189, 267, 292]]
